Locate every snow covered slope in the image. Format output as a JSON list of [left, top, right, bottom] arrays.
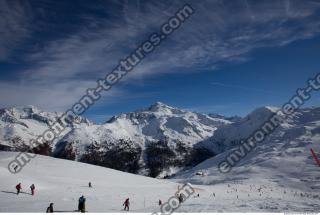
[[0, 151, 180, 212], [182, 107, 320, 183], [1, 105, 320, 212], [171, 107, 320, 211], [1, 151, 320, 212]]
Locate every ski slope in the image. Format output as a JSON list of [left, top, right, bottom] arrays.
[[1, 151, 320, 212], [172, 115, 320, 213], [0, 152, 180, 212]]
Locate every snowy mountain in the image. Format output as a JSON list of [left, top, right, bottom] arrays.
[[1, 103, 320, 180], [0, 105, 91, 151], [196, 106, 320, 155], [172, 107, 320, 211], [54, 102, 232, 177], [0, 102, 231, 177], [197, 106, 280, 154], [1, 105, 320, 212]]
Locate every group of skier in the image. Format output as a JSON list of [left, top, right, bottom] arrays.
[[15, 183, 36, 196], [44, 196, 130, 213], [13, 181, 140, 212], [13, 181, 190, 212], [44, 196, 87, 213]]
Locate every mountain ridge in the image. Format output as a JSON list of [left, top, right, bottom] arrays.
[[1, 103, 320, 179], [0, 102, 231, 177]]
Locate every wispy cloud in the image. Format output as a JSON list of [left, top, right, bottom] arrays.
[[0, 0, 33, 61], [0, 0, 320, 111]]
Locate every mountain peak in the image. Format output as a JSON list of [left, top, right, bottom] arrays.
[[249, 106, 279, 117], [147, 101, 176, 112], [154, 101, 166, 106], [0, 105, 42, 116], [151, 101, 171, 107]]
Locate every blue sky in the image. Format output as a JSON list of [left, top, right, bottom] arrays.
[[1, 0, 320, 123]]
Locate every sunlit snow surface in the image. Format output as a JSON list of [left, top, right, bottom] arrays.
[[1, 151, 320, 212]]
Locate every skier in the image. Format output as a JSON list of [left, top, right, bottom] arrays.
[[46, 203, 54, 213], [178, 194, 184, 203], [30, 184, 35, 196], [16, 183, 22, 195], [158, 199, 162, 206], [14, 165, 18, 172], [89, 182, 92, 188], [78, 195, 86, 213], [123, 198, 130, 211]]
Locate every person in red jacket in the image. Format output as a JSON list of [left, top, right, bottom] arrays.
[[30, 184, 35, 196], [16, 183, 22, 195], [123, 198, 130, 211]]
